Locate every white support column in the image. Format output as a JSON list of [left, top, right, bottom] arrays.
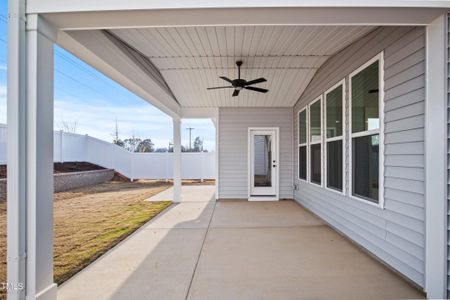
[[425, 14, 447, 299], [173, 118, 182, 203], [212, 109, 219, 200], [7, 10, 57, 300]]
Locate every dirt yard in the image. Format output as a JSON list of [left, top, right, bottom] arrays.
[[0, 162, 106, 179], [0, 180, 174, 298]]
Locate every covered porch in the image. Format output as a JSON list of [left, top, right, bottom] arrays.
[[6, 1, 450, 299], [58, 186, 423, 300]]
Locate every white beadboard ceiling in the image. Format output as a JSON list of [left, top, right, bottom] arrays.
[[111, 26, 375, 107]]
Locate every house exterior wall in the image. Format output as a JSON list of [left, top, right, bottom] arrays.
[[218, 107, 293, 199], [293, 26, 426, 287], [447, 14, 450, 298]]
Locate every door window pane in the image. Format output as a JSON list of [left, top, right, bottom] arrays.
[[351, 61, 379, 133], [310, 144, 321, 184], [299, 146, 307, 180], [254, 135, 272, 187], [299, 110, 307, 144], [352, 134, 379, 203], [310, 100, 321, 143], [326, 85, 343, 138], [327, 140, 343, 191]]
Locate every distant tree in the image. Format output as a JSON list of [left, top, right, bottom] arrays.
[[136, 139, 155, 152], [59, 120, 78, 134], [193, 136, 204, 152], [123, 135, 141, 152], [155, 147, 168, 153], [114, 139, 125, 147], [167, 142, 188, 152]]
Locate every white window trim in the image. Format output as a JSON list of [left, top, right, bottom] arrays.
[[297, 106, 308, 182], [348, 52, 385, 209], [324, 79, 346, 196], [308, 95, 323, 187]]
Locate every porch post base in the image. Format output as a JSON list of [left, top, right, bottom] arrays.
[[31, 283, 57, 300]]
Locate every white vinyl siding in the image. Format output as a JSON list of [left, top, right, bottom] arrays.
[[219, 107, 293, 199], [294, 27, 426, 287]]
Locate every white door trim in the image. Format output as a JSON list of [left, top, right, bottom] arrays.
[[247, 127, 280, 201]]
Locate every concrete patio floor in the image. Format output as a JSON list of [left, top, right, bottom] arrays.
[[58, 186, 424, 300]]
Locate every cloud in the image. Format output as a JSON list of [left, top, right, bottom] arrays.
[[0, 90, 216, 150], [54, 95, 216, 150], [54, 96, 171, 140]]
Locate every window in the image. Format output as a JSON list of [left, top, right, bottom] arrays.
[[298, 108, 307, 180], [349, 53, 383, 204], [325, 82, 344, 192], [309, 97, 322, 185]]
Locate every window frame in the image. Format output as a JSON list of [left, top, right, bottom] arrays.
[[324, 79, 346, 195], [297, 106, 309, 182], [308, 95, 323, 187], [348, 52, 385, 208]]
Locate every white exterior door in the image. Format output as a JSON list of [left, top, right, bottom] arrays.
[[249, 128, 279, 200]]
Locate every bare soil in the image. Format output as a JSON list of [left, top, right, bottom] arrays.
[[0, 162, 106, 179]]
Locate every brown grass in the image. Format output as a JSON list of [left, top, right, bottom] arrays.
[[0, 180, 173, 298]]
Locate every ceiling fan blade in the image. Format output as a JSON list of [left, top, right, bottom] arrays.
[[245, 86, 268, 93], [245, 78, 267, 86], [207, 86, 233, 90], [232, 89, 240, 97], [219, 76, 233, 84]]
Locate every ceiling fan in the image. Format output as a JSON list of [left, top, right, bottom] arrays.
[[207, 61, 268, 97]]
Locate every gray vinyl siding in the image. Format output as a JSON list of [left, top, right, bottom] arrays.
[[219, 107, 293, 199], [293, 27, 426, 287], [447, 13, 450, 297]]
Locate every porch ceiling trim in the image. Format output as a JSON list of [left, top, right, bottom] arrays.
[[39, 7, 447, 31], [27, 0, 450, 14]]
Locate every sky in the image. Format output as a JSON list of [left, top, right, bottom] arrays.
[[0, 1, 215, 151]]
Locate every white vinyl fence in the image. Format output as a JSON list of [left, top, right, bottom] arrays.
[[0, 124, 215, 180]]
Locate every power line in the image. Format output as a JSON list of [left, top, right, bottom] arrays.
[[54, 49, 131, 97], [0, 16, 141, 105], [55, 49, 109, 84], [0, 37, 123, 101], [55, 69, 110, 99]]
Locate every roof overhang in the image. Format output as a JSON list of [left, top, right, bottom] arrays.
[[29, 1, 449, 117], [26, 0, 450, 14], [35, 6, 448, 30]]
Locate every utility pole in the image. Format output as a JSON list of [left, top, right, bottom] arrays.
[[113, 117, 119, 142], [186, 127, 194, 150]]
